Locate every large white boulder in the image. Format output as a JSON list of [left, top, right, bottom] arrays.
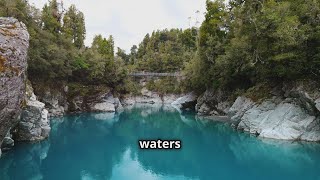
[[92, 102, 116, 112], [171, 93, 197, 110]]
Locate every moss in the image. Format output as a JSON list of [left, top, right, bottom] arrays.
[[244, 82, 272, 102], [0, 55, 7, 72], [0, 47, 5, 53], [67, 82, 110, 99], [21, 98, 27, 108], [228, 88, 246, 102], [0, 28, 16, 37]]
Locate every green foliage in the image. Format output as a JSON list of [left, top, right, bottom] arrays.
[[146, 77, 182, 94], [0, 0, 127, 91], [132, 28, 197, 72], [118, 78, 142, 96], [3, 0, 319, 97], [63, 5, 86, 49], [41, 0, 62, 34], [185, 0, 320, 94]]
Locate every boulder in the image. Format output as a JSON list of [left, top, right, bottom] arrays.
[[90, 93, 123, 112], [171, 93, 197, 110], [228, 96, 256, 125], [1, 132, 14, 150], [92, 102, 116, 112]]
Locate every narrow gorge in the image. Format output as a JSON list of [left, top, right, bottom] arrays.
[[1, 0, 320, 178]]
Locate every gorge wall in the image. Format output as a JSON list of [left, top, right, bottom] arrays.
[[0, 18, 49, 156], [0, 17, 29, 150]]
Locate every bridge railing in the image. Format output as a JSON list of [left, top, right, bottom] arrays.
[[129, 72, 183, 77]]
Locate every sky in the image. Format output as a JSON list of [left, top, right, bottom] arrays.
[[28, 0, 206, 52]]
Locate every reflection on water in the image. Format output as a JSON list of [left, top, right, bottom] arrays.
[[1, 104, 320, 180]]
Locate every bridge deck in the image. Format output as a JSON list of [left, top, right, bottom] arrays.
[[129, 72, 183, 77]]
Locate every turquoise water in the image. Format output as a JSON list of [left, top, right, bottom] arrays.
[[1, 104, 320, 180]]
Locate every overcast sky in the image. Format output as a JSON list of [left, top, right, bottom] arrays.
[[28, 0, 206, 52]]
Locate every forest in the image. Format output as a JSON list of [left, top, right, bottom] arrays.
[[1, 0, 320, 96]]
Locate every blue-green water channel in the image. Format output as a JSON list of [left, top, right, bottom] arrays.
[[1, 104, 320, 180]]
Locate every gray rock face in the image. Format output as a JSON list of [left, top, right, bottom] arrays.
[[122, 88, 181, 106], [15, 83, 50, 141], [0, 18, 29, 147], [171, 93, 197, 110], [228, 82, 320, 141], [196, 89, 231, 116], [90, 93, 122, 112], [196, 81, 320, 142], [40, 88, 67, 117]]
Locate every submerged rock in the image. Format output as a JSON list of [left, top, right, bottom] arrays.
[[1, 131, 15, 151], [0, 17, 29, 147]]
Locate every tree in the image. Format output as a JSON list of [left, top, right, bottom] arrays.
[[41, 0, 63, 34], [116, 47, 129, 64], [129, 45, 138, 64], [63, 4, 86, 49]]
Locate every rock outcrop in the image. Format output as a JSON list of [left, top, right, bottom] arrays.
[[196, 81, 320, 142], [196, 89, 231, 116], [228, 81, 320, 141], [90, 93, 123, 112], [33, 84, 125, 116], [0, 17, 29, 147], [14, 83, 50, 141], [229, 96, 320, 141], [42, 90, 67, 117], [171, 93, 197, 110], [32, 83, 68, 117], [122, 88, 182, 106]]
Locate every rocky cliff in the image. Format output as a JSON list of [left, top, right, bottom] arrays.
[[196, 81, 320, 142], [0, 18, 50, 157], [0, 18, 29, 150]]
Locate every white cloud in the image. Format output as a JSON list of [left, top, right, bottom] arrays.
[[28, 0, 206, 52]]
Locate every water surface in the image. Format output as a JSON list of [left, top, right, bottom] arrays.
[[1, 104, 320, 180]]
